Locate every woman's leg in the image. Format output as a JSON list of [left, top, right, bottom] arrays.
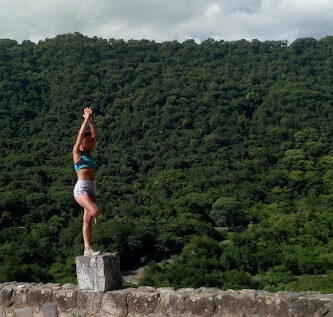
[[77, 194, 99, 250], [83, 208, 92, 249], [76, 194, 100, 218]]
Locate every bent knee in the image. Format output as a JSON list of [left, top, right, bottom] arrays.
[[89, 207, 100, 218]]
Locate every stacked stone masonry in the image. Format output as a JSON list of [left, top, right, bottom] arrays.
[[1, 282, 333, 316]]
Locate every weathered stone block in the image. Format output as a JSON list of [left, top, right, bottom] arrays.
[[62, 308, 85, 317], [13, 306, 32, 317], [214, 289, 245, 316], [75, 252, 121, 292], [40, 304, 58, 317], [311, 293, 333, 317], [26, 286, 53, 306], [288, 293, 328, 317], [254, 289, 291, 316], [154, 288, 187, 316], [0, 305, 6, 317], [62, 284, 75, 290], [77, 290, 104, 315], [0, 286, 14, 306], [127, 289, 160, 316], [184, 288, 219, 317], [13, 285, 28, 307], [53, 289, 78, 312], [100, 290, 130, 317]]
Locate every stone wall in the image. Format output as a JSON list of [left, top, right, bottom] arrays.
[[1, 281, 333, 317]]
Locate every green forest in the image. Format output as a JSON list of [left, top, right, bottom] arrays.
[[1, 33, 333, 293]]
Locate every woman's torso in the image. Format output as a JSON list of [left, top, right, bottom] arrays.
[[73, 151, 95, 181], [76, 167, 95, 181]]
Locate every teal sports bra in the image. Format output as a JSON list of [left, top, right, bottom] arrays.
[[74, 151, 95, 172]]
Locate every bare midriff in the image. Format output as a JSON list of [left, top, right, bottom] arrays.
[[77, 167, 95, 181]]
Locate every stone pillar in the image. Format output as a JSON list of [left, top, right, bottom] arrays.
[[75, 252, 121, 292]]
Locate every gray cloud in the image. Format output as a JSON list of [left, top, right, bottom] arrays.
[[0, 0, 333, 44]]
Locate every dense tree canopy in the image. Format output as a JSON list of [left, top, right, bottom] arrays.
[[1, 33, 333, 292]]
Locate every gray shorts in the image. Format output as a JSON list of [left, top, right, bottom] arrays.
[[73, 180, 96, 200]]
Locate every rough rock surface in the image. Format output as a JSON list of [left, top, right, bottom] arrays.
[[0, 281, 333, 316], [76, 252, 121, 292]]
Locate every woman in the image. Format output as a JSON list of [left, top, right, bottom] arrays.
[[73, 107, 101, 256]]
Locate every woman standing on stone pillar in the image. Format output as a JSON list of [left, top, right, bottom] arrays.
[[73, 107, 101, 256]]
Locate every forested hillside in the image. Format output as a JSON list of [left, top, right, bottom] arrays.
[[1, 33, 333, 292]]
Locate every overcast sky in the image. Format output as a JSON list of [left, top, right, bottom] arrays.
[[1, 0, 333, 44]]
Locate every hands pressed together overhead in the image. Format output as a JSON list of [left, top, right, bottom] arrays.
[[82, 107, 93, 122]]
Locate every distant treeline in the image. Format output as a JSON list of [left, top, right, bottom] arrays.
[[1, 33, 333, 292]]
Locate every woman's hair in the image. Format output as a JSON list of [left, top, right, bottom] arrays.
[[83, 131, 92, 137]]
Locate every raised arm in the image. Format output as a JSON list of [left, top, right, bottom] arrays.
[[88, 116, 97, 142], [72, 107, 91, 156]]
